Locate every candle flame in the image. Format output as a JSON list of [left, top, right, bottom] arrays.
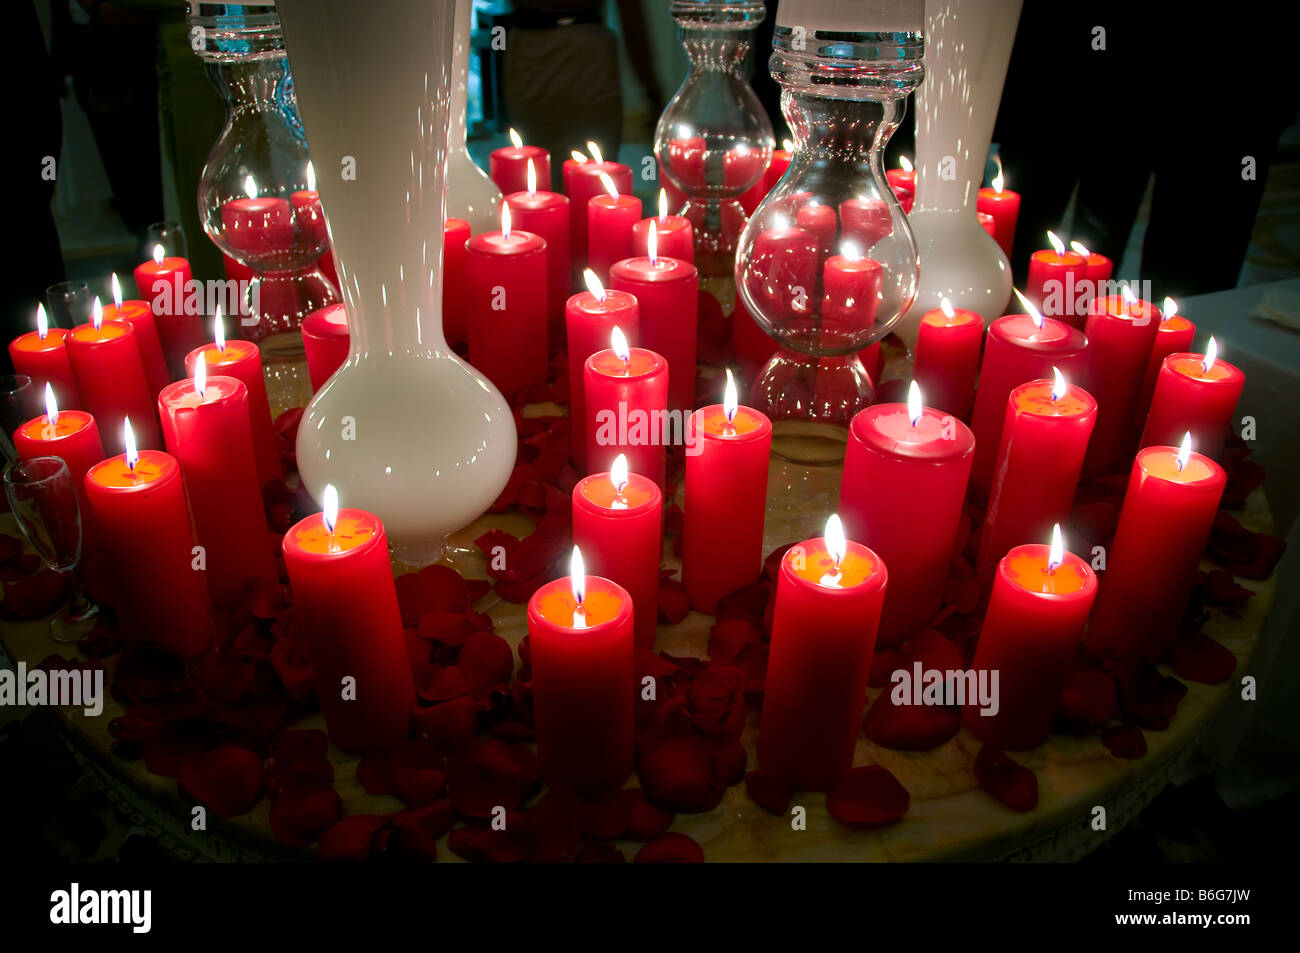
[[840, 240, 863, 263], [1070, 240, 1090, 259], [500, 201, 512, 239], [571, 150, 587, 164], [1177, 432, 1193, 471], [1202, 336, 1218, 374], [306, 161, 316, 192], [598, 172, 619, 200], [322, 483, 339, 533], [724, 368, 738, 423], [825, 514, 847, 571], [194, 353, 207, 398], [153, 243, 165, 266], [1012, 287, 1044, 330], [111, 273, 124, 310], [1046, 230, 1065, 257], [611, 325, 630, 363], [899, 155, 913, 174], [92, 296, 103, 331], [509, 127, 523, 149], [782, 138, 794, 153], [939, 297, 955, 321], [1162, 296, 1177, 322], [526, 159, 537, 195], [1047, 523, 1065, 572], [907, 380, 924, 427], [123, 418, 138, 470], [1051, 365, 1067, 401], [648, 219, 658, 264], [36, 303, 48, 340], [583, 268, 607, 303], [244, 174, 258, 200], [587, 141, 604, 165], [991, 155, 1005, 193], [570, 545, 586, 607], [611, 453, 629, 496], [44, 382, 58, 427], [214, 307, 226, 352], [1121, 282, 1138, 307], [658, 188, 668, 222]]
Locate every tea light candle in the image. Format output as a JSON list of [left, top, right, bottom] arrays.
[[609, 241, 698, 413], [67, 298, 163, 455], [632, 189, 694, 264], [9, 304, 83, 410], [583, 327, 669, 490], [505, 160, 571, 324], [281, 486, 416, 753], [913, 298, 983, 421], [758, 515, 887, 791], [1087, 435, 1227, 664], [566, 271, 639, 468], [527, 546, 635, 795], [301, 303, 349, 393], [586, 172, 641, 285], [1082, 288, 1163, 476], [683, 371, 773, 614], [964, 526, 1098, 750], [840, 383, 975, 646], [489, 128, 550, 197], [1140, 338, 1245, 462]]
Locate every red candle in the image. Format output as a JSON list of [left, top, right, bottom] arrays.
[[887, 158, 916, 213], [584, 331, 669, 490], [134, 246, 203, 377], [739, 139, 793, 215], [683, 372, 773, 613], [490, 129, 550, 197], [105, 274, 169, 397], [563, 146, 632, 278], [184, 320, 281, 486], [505, 162, 571, 325], [14, 387, 104, 513], [572, 455, 663, 649], [1026, 231, 1087, 326], [609, 252, 698, 412], [1070, 240, 1113, 308], [969, 300, 1089, 497], [977, 211, 996, 237], [975, 161, 1020, 260], [159, 367, 277, 608], [566, 272, 639, 468], [442, 217, 472, 347], [738, 223, 818, 332], [631, 189, 694, 264], [1082, 290, 1163, 476], [9, 304, 83, 410], [586, 174, 641, 285], [282, 488, 416, 754], [758, 516, 887, 791], [1140, 339, 1245, 462], [221, 177, 294, 253], [840, 383, 975, 646], [1086, 438, 1227, 664], [913, 298, 983, 421], [466, 202, 548, 398], [964, 527, 1098, 750], [84, 431, 212, 660], [820, 253, 882, 346], [66, 301, 163, 455], [840, 197, 893, 251], [976, 372, 1098, 587], [1137, 297, 1195, 419], [301, 303, 350, 393], [527, 548, 634, 794], [291, 174, 337, 289], [730, 292, 778, 380]]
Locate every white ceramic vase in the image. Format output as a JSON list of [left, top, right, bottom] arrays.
[[896, 0, 1021, 349], [446, 0, 502, 233], [278, 0, 517, 566]]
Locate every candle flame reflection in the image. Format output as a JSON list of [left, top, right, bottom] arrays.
[[1177, 432, 1193, 471], [44, 383, 58, 427], [1202, 336, 1218, 374], [123, 418, 138, 471], [782, 138, 794, 153], [322, 484, 339, 534], [583, 268, 607, 303], [611, 325, 630, 364], [1047, 523, 1065, 572], [306, 161, 316, 192], [907, 380, 924, 427], [244, 174, 258, 200], [1051, 366, 1067, 401], [36, 303, 48, 340]]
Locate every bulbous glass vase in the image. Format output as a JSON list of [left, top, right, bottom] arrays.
[[445, 0, 503, 235]]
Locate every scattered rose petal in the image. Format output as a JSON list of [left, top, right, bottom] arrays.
[[973, 745, 1038, 812], [1100, 723, 1147, 759], [178, 745, 264, 818], [1169, 631, 1237, 685], [826, 765, 910, 827], [634, 832, 703, 863]]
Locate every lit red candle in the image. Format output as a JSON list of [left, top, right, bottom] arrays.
[[1026, 230, 1087, 326], [222, 174, 293, 253], [586, 172, 641, 286], [466, 201, 548, 398], [840, 196, 893, 251], [291, 161, 336, 286], [820, 248, 882, 345], [1070, 240, 1113, 308], [1137, 296, 1195, 419], [758, 515, 887, 791], [1140, 337, 1245, 462], [158, 362, 278, 607], [975, 158, 1020, 259], [1087, 435, 1227, 664], [134, 243, 204, 377], [609, 234, 699, 412], [301, 303, 349, 393], [886, 155, 915, 213], [184, 313, 281, 486], [584, 327, 669, 490], [527, 546, 635, 795], [84, 420, 212, 660], [563, 143, 632, 280], [969, 292, 1088, 497], [442, 217, 471, 347], [505, 160, 571, 325], [1082, 287, 1163, 476], [632, 189, 694, 264], [964, 525, 1098, 750], [67, 298, 163, 455], [739, 137, 793, 215], [840, 382, 975, 646], [281, 485, 416, 753], [15, 384, 104, 514], [976, 369, 1097, 587], [105, 273, 169, 397], [9, 304, 82, 410], [683, 371, 772, 614], [913, 297, 983, 421], [490, 128, 550, 197], [566, 270, 639, 468], [739, 220, 818, 330], [572, 453, 663, 649]]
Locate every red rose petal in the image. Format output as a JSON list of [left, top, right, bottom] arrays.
[[356, 751, 394, 795], [634, 832, 703, 863], [715, 580, 770, 625], [744, 769, 790, 815], [2, 569, 68, 619], [862, 691, 961, 751], [623, 788, 675, 841], [1201, 569, 1254, 608], [576, 841, 626, 863], [1100, 723, 1147, 759], [522, 788, 585, 862], [1230, 532, 1286, 581], [446, 743, 531, 818], [178, 745, 265, 818], [395, 565, 469, 625], [270, 785, 343, 848], [1169, 631, 1237, 685], [711, 738, 748, 787], [456, 630, 514, 698], [637, 736, 725, 814], [973, 745, 1038, 812], [869, 648, 902, 688], [412, 695, 480, 756], [708, 618, 760, 664], [316, 814, 387, 861], [1056, 665, 1118, 731], [658, 575, 690, 624], [1117, 664, 1187, 731], [396, 799, 454, 842], [826, 765, 910, 827]]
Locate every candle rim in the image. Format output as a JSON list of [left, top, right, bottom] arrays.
[[1162, 351, 1243, 381], [990, 314, 1085, 352], [1009, 378, 1098, 416], [1135, 444, 1225, 485], [573, 470, 662, 516], [851, 402, 975, 461], [609, 256, 698, 282], [158, 373, 247, 410], [527, 573, 633, 633], [688, 404, 772, 443], [585, 345, 667, 380], [997, 543, 1097, 600], [282, 506, 386, 559], [18, 408, 94, 441], [781, 535, 887, 595], [566, 288, 638, 316], [87, 448, 178, 492]]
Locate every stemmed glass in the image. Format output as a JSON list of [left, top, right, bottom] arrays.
[[142, 221, 188, 261], [0, 374, 39, 464], [44, 281, 94, 330], [3, 456, 99, 641]]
